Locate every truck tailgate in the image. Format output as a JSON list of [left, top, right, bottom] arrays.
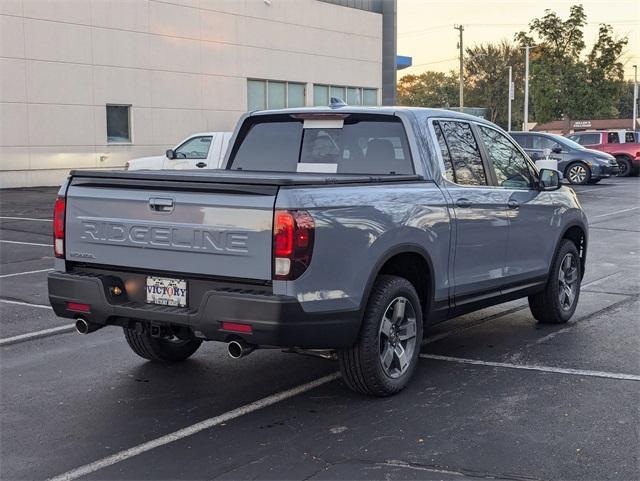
[[65, 176, 276, 280]]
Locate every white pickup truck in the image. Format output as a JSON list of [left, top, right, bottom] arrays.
[[125, 132, 232, 171]]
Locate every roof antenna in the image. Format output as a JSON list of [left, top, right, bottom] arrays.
[[329, 97, 347, 109]]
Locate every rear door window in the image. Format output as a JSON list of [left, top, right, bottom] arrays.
[[229, 115, 413, 175], [436, 120, 487, 186], [607, 132, 620, 144]]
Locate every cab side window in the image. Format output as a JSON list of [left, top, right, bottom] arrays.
[[478, 125, 534, 189], [175, 136, 213, 159], [607, 132, 619, 144], [437, 121, 487, 186]]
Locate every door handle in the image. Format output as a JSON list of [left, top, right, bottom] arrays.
[[196, 162, 207, 168], [149, 197, 174, 213], [455, 198, 472, 208], [508, 200, 520, 209]]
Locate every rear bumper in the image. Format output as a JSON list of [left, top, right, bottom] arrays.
[[47, 271, 361, 349]]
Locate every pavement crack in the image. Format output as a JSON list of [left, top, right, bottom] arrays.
[[355, 458, 546, 481]]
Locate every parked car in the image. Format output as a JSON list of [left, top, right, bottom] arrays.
[[125, 132, 232, 171], [48, 106, 588, 397], [566, 130, 640, 177], [510, 131, 618, 185]]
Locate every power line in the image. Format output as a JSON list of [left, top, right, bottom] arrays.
[[410, 57, 458, 68], [398, 20, 640, 39]]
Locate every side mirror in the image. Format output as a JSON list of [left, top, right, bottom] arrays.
[[165, 149, 175, 159], [539, 168, 561, 191], [552, 146, 562, 154]]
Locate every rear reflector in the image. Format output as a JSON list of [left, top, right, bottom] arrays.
[[221, 322, 253, 333], [66, 302, 90, 312]]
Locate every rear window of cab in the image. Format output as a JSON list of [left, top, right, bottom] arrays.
[[228, 114, 414, 175]]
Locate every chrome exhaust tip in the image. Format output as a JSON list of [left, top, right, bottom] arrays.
[[75, 318, 104, 334], [75, 318, 89, 334], [228, 340, 255, 359]]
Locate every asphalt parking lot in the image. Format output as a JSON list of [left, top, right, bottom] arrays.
[[1, 178, 639, 481]]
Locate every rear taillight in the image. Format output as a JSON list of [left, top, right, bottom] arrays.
[[53, 197, 65, 258], [273, 210, 314, 280]]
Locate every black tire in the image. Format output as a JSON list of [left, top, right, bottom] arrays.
[[338, 275, 423, 397], [615, 156, 632, 177], [564, 162, 591, 185], [124, 327, 202, 362], [528, 240, 581, 324]]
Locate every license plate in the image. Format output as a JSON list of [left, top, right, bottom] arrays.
[[146, 276, 187, 307]]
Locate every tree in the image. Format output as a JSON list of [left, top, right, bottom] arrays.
[[515, 5, 628, 123], [615, 80, 636, 118], [397, 71, 459, 108], [464, 40, 524, 129]]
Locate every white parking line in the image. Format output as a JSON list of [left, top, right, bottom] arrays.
[[420, 354, 640, 381], [0, 268, 53, 279], [591, 206, 640, 219], [0, 299, 52, 309], [0, 216, 51, 222], [48, 372, 341, 481], [0, 324, 75, 346], [0, 239, 52, 247]]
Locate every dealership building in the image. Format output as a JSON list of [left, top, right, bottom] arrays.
[[0, 0, 398, 187]]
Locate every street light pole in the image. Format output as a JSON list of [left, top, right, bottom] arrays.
[[454, 24, 464, 111], [633, 65, 638, 131], [507, 65, 513, 131], [524, 46, 530, 131]]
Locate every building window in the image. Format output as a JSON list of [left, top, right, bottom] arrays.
[[363, 88, 378, 106], [247, 80, 305, 110], [106, 105, 131, 143], [313, 85, 378, 106]]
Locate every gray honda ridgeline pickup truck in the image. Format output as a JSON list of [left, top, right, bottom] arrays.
[[48, 106, 588, 396]]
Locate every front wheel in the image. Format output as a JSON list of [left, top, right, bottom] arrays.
[[339, 275, 423, 396], [615, 156, 632, 177], [124, 327, 202, 362], [528, 240, 581, 324], [565, 162, 591, 185]]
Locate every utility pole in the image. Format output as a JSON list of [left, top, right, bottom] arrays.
[[454, 24, 464, 111], [633, 65, 638, 130], [524, 46, 530, 131], [507, 65, 513, 131]]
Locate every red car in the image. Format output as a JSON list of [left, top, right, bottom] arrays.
[[566, 131, 640, 177]]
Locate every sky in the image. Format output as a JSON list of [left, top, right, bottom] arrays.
[[397, 0, 640, 81]]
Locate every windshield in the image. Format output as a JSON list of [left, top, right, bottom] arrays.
[[228, 115, 414, 175]]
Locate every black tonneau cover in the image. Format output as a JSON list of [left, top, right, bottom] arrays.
[[69, 169, 423, 186]]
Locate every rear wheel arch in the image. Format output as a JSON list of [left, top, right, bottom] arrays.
[[361, 245, 435, 317]]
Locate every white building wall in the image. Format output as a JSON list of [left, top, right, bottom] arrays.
[[0, 0, 382, 188]]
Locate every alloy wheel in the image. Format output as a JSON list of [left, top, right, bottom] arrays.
[[568, 165, 587, 184], [378, 296, 418, 379], [558, 253, 578, 311]]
